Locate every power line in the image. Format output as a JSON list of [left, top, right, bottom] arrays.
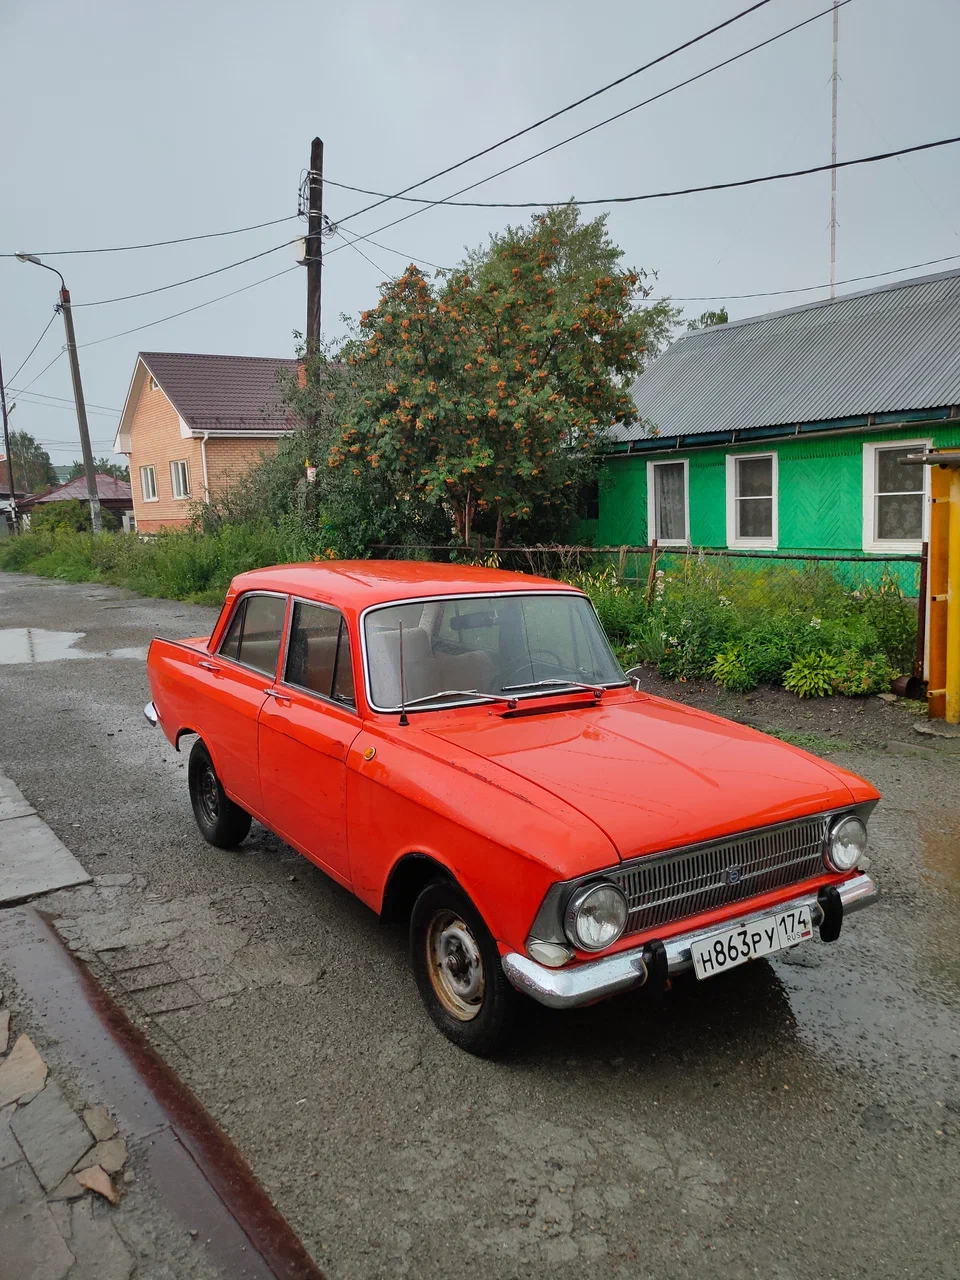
[[325, 0, 852, 260], [334, 230, 392, 279], [14, 349, 65, 395], [77, 265, 300, 349], [0, 213, 299, 258], [4, 311, 57, 387], [2, 388, 120, 412], [325, 135, 960, 210], [333, 0, 777, 229], [73, 238, 300, 307], [5, 393, 119, 419], [332, 226, 453, 273], [659, 250, 960, 303]]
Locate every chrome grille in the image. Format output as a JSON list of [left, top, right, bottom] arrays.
[[608, 816, 830, 936]]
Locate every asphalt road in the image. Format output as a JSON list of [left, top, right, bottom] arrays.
[[1, 572, 958, 1280]]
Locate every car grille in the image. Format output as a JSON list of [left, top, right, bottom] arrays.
[[607, 815, 831, 937]]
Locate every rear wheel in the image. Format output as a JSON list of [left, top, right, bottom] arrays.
[[188, 740, 251, 849], [410, 878, 521, 1057]]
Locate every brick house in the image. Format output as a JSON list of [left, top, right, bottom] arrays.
[[113, 352, 299, 531]]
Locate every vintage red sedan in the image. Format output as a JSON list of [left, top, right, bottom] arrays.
[[145, 562, 879, 1055]]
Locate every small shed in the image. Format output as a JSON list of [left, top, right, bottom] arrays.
[[22, 473, 135, 530]]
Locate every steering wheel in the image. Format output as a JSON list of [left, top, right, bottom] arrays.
[[502, 649, 566, 683]]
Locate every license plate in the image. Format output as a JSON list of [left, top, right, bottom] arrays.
[[690, 905, 814, 980]]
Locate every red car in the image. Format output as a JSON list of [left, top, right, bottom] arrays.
[[145, 562, 879, 1055]]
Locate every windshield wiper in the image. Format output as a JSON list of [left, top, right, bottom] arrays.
[[501, 678, 614, 698], [399, 689, 518, 709]]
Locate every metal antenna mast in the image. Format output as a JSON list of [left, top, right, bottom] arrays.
[[829, 0, 840, 299]]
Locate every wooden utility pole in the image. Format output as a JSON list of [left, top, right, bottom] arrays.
[[305, 137, 324, 350], [828, 0, 840, 299], [0, 351, 18, 531]]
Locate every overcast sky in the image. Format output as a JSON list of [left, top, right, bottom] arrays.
[[2, 0, 958, 466]]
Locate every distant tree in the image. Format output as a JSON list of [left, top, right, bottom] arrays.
[[686, 307, 729, 332], [67, 457, 130, 482], [7, 431, 57, 494]]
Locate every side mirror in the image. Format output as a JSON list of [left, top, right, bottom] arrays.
[[624, 665, 643, 691]]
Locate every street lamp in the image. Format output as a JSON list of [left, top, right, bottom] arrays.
[[15, 253, 102, 533]]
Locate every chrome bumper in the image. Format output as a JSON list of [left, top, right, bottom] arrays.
[[501, 872, 878, 1010], [143, 701, 159, 727]]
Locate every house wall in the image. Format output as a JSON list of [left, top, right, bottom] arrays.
[[127, 380, 203, 532], [203, 437, 280, 501], [589, 419, 960, 589]]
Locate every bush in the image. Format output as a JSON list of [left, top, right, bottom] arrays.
[[783, 650, 840, 698], [831, 649, 895, 696], [30, 500, 120, 533]]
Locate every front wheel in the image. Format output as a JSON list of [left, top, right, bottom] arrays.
[[188, 740, 251, 849], [409, 879, 521, 1057]]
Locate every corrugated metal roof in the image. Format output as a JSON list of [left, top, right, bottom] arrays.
[[32, 474, 132, 503], [615, 267, 960, 444]]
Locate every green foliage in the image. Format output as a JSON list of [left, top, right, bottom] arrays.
[[0, 523, 300, 605], [686, 307, 729, 331], [6, 431, 57, 493], [67, 458, 130, 482], [709, 645, 754, 691], [782, 650, 839, 698], [764, 729, 852, 754], [831, 649, 895, 696], [571, 552, 917, 701], [30, 500, 120, 533]]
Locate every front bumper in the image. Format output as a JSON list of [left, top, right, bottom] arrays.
[[501, 872, 878, 1009]]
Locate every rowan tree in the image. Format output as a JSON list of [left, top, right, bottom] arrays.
[[329, 212, 660, 545]]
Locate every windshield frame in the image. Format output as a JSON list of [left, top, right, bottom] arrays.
[[359, 589, 629, 714]]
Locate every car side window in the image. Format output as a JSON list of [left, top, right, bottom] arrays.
[[219, 594, 286, 676], [218, 600, 245, 661], [285, 601, 355, 707]]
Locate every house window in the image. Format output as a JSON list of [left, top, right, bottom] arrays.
[[862, 440, 930, 553], [147, 375, 159, 392], [726, 452, 777, 548], [647, 459, 689, 545], [170, 459, 190, 500], [140, 465, 158, 502]]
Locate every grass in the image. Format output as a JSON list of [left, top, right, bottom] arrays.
[[763, 728, 853, 754]]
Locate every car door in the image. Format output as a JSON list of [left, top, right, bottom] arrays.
[[204, 591, 288, 815], [257, 598, 360, 885]]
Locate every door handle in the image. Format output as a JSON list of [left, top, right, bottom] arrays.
[[262, 687, 292, 705], [198, 660, 220, 672]]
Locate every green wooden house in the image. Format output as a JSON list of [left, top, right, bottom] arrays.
[[588, 268, 960, 585]]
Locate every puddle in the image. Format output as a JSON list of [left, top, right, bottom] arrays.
[[0, 628, 146, 664], [920, 811, 960, 893]]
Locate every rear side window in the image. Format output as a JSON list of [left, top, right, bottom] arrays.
[[285, 601, 355, 706], [218, 594, 287, 676]]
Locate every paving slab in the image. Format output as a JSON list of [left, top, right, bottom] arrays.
[[0, 1105, 20, 1170], [0, 781, 91, 903], [83, 1105, 118, 1142], [10, 1080, 94, 1192], [69, 1195, 134, 1280], [0, 1033, 48, 1107], [76, 1134, 127, 1175], [0, 1007, 9, 1054], [0, 1198, 75, 1280]]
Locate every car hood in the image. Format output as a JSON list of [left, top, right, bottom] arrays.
[[422, 692, 867, 863]]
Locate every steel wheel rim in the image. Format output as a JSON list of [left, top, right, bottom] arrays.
[[198, 766, 220, 825], [426, 910, 485, 1022]]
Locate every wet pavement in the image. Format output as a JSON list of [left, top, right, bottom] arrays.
[[0, 572, 959, 1279]]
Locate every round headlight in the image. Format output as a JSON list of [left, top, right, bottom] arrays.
[[564, 882, 628, 952], [826, 815, 867, 872]]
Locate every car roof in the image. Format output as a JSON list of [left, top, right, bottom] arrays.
[[227, 560, 582, 612]]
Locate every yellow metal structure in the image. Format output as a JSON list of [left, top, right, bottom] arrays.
[[924, 456, 960, 723]]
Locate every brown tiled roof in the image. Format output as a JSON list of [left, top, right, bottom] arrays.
[[140, 352, 300, 433], [32, 473, 133, 504]]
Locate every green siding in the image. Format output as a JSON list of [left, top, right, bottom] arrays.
[[597, 421, 960, 551]]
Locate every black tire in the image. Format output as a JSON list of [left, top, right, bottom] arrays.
[[409, 878, 521, 1057], [187, 740, 251, 849]]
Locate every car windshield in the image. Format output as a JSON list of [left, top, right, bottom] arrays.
[[364, 592, 626, 712]]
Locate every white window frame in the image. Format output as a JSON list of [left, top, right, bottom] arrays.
[[139, 464, 158, 503], [646, 458, 690, 547], [862, 438, 931, 554], [725, 451, 778, 549], [170, 459, 191, 501], [147, 374, 159, 392]]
